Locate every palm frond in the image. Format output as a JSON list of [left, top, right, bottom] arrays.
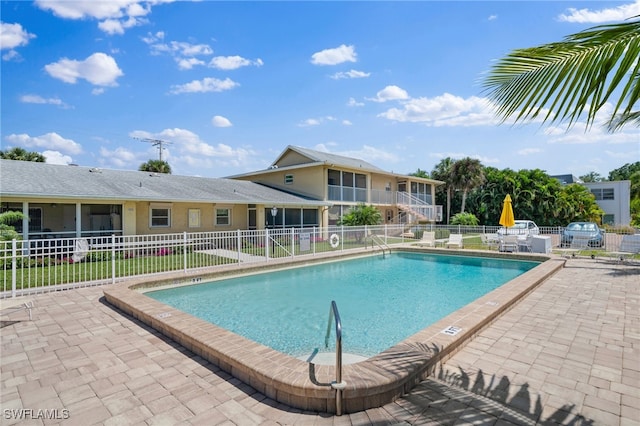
[[483, 18, 640, 131]]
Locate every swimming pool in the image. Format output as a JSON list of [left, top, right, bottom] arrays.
[[147, 251, 538, 358], [104, 247, 562, 414]]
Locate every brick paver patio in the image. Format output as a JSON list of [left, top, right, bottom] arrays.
[[1, 257, 638, 425]]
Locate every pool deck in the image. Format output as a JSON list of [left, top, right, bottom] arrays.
[[1, 253, 638, 425]]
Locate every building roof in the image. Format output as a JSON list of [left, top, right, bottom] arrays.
[[276, 145, 385, 172], [228, 145, 444, 185], [0, 160, 329, 207], [551, 174, 583, 185]]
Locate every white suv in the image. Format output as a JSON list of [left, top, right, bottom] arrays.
[[497, 220, 540, 239]]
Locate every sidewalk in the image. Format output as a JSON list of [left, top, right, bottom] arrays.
[[1, 258, 638, 425]]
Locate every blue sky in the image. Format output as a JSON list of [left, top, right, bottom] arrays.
[[1, 1, 639, 179]]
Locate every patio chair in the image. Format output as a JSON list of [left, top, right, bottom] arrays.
[[445, 233, 463, 249], [0, 299, 34, 321], [499, 235, 518, 253], [481, 233, 499, 250], [416, 231, 436, 247], [519, 235, 533, 253]]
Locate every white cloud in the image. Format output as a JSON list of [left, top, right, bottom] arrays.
[[143, 35, 217, 69], [212, 115, 232, 127], [5, 132, 82, 154], [517, 148, 542, 155], [330, 69, 370, 80], [176, 57, 205, 70], [298, 118, 321, 127], [98, 16, 145, 35], [0, 22, 36, 50], [342, 120, 352, 126], [20, 94, 70, 108], [544, 102, 640, 144], [43, 150, 73, 165], [378, 93, 497, 126], [99, 146, 139, 167], [35, 0, 159, 34], [150, 40, 213, 57], [209, 56, 263, 70], [369, 85, 409, 103], [45, 52, 124, 86], [347, 97, 364, 107], [2, 50, 20, 61], [297, 116, 337, 127], [311, 44, 357, 66], [169, 77, 239, 94], [488, 15, 498, 21], [147, 128, 260, 171], [558, 0, 640, 23]]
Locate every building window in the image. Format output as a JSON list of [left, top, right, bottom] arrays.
[[188, 209, 201, 228], [602, 214, 615, 225], [284, 174, 294, 184], [591, 188, 615, 200], [302, 209, 318, 226], [150, 208, 171, 227], [216, 208, 231, 226]]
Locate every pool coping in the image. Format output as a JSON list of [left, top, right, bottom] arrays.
[[102, 247, 565, 414]]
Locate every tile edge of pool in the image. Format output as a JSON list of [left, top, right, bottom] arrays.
[[102, 248, 565, 414]]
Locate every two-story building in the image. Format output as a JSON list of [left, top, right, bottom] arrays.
[[228, 145, 443, 228]]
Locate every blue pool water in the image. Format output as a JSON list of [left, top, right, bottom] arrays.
[[147, 252, 538, 357]]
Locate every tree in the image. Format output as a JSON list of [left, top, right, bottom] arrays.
[[0, 210, 25, 241], [0, 147, 45, 162], [139, 160, 172, 174], [580, 172, 604, 183], [431, 158, 456, 224], [408, 168, 429, 178], [608, 162, 640, 181], [483, 17, 640, 131], [338, 203, 382, 226], [450, 158, 485, 214], [559, 184, 606, 223]]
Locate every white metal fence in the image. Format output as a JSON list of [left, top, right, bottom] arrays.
[[1, 224, 637, 299]]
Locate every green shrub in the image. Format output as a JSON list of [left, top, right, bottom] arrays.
[[451, 212, 479, 226]]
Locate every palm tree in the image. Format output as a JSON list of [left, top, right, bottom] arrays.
[[337, 203, 382, 226], [483, 17, 640, 131], [139, 160, 172, 174], [450, 158, 485, 214], [431, 158, 456, 224], [0, 147, 45, 162]]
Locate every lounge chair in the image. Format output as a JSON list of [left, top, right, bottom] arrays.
[[557, 234, 592, 258], [606, 234, 640, 263], [445, 233, 463, 249], [499, 235, 518, 252], [416, 231, 436, 247]]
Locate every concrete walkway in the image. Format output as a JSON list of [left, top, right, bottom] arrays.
[[1, 258, 638, 425]]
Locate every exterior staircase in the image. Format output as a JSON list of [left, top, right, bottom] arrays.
[[396, 192, 441, 223]]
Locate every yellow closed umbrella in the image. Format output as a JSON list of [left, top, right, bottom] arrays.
[[499, 194, 515, 228]]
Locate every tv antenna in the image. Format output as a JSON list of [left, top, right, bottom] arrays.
[[134, 137, 172, 162]]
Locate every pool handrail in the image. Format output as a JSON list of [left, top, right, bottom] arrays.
[[368, 234, 390, 257], [324, 300, 346, 415]]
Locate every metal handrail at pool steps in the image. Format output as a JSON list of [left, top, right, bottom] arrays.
[[103, 247, 563, 414]]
